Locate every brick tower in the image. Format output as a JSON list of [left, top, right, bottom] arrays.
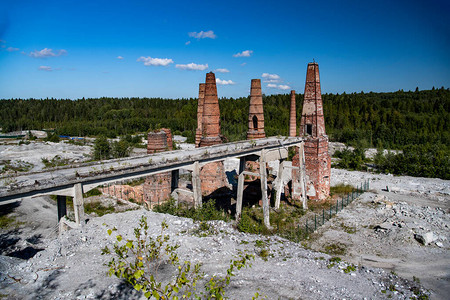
[[199, 72, 222, 147], [247, 79, 265, 139], [198, 72, 227, 196], [289, 90, 297, 137], [300, 62, 330, 200], [144, 129, 173, 207], [195, 83, 205, 147]]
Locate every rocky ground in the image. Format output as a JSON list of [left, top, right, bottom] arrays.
[[1, 168, 447, 299]]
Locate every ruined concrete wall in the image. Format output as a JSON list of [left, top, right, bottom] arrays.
[[195, 83, 206, 148], [289, 90, 297, 137], [299, 62, 330, 200], [247, 79, 266, 140]]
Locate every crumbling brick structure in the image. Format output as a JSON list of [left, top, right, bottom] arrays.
[[197, 72, 227, 196], [144, 128, 173, 207], [247, 79, 266, 140], [195, 83, 205, 148], [299, 62, 331, 200]]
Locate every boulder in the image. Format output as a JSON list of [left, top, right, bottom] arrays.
[[414, 232, 436, 245]]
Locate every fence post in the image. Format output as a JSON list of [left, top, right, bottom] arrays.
[[305, 221, 308, 237], [314, 215, 317, 231], [322, 208, 325, 224]]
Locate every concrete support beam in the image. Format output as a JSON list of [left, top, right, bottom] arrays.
[[242, 171, 259, 177], [57, 195, 67, 222], [235, 156, 246, 220], [275, 160, 285, 209], [298, 143, 308, 209], [192, 161, 202, 209], [73, 183, 85, 226], [259, 150, 271, 229]]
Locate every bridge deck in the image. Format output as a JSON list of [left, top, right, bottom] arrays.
[[0, 136, 303, 203]]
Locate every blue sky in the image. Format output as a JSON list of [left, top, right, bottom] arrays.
[[0, 0, 449, 99]]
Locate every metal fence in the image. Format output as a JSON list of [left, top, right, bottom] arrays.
[[278, 180, 370, 242], [304, 179, 370, 237]]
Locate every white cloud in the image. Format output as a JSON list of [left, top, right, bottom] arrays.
[[241, 62, 247, 66], [175, 63, 208, 71], [267, 83, 291, 90], [262, 73, 280, 83], [185, 41, 191, 45], [29, 48, 67, 58], [216, 78, 235, 85], [215, 68, 229, 73], [6, 47, 19, 52], [233, 50, 253, 57], [188, 30, 216, 39], [137, 56, 174, 66], [38, 66, 53, 71], [278, 85, 291, 90], [117, 56, 124, 59]]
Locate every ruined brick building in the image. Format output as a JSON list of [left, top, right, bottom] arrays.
[[144, 128, 173, 207], [299, 62, 331, 200]]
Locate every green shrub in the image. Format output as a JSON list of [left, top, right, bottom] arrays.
[[102, 216, 254, 299]]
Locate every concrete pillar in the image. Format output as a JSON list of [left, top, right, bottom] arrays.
[[275, 161, 285, 209], [235, 156, 246, 220], [298, 143, 308, 209], [192, 161, 202, 208], [57, 195, 67, 222], [259, 150, 271, 228], [171, 169, 179, 192], [73, 183, 85, 226]]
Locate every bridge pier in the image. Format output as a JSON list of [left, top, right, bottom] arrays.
[[275, 160, 286, 209], [73, 183, 85, 226], [57, 195, 67, 221], [259, 150, 271, 229], [192, 161, 202, 208], [235, 156, 246, 220]]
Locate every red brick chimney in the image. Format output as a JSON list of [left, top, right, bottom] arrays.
[[289, 90, 297, 137], [199, 72, 221, 147], [247, 79, 265, 140], [198, 72, 226, 196], [195, 83, 205, 147], [300, 62, 330, 200]]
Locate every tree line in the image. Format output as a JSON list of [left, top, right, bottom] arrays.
[[1, 88, 448, 178]]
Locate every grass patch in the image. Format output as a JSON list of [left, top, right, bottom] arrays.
[[83, 188, 102, 198], [84, 201, 115, 216], [42, 155, 70, 168], [323, 242, 347, 255], [0, 214, 17, 229], [153, 198, 229, 222], [330, 184, 354, 196], [0, 159, 33, 173], [340, 223, 357, 234]]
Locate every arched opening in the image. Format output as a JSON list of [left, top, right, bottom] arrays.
[[252, 115, 258, 130]]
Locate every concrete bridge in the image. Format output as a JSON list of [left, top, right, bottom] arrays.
[[0, 136, 307, 228]]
